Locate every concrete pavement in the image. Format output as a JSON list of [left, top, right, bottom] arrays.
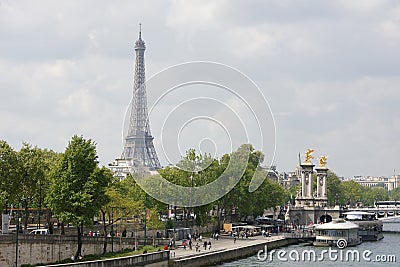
[[170, 234, 285, 259]]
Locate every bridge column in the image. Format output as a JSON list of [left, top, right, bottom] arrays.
[[296, 164, 315, 206], [315, 166, 328, 207]]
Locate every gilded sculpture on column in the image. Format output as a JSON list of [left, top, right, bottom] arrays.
[[319, 155, 328, 167], [304, 149, 314, 164]]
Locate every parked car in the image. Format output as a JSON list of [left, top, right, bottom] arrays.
[[30, 229, 49, 235]]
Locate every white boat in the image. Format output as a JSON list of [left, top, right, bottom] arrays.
[[342, 211, 383, 241], [314, 218, 361, 247]]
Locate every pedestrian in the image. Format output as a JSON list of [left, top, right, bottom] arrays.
[[195, 242, 200, 252], [189, 239, 192, 250], [208, 240, 211, 250], [203, 240, 207, 250], [234, 236, 237, 244]]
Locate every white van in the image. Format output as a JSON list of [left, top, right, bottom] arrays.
[[30, 229, 49, 235]]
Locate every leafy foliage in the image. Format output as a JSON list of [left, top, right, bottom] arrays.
[[46, 135, 111, 257], [0, 140, 22, 208]]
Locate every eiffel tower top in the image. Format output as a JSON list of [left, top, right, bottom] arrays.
[[135, 23, 145, 50]]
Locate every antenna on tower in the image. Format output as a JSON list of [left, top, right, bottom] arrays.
[[139, 23, 142, 39]]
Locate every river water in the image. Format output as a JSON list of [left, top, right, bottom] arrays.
[[218, 221, 400, 266]]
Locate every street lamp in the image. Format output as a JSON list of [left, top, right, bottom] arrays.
[[15, 216, 21, 267], [111, 208, 114, 252], [38, 181, 42, 229], [15, 198, 25, 267], [144, 194, 148, 246]]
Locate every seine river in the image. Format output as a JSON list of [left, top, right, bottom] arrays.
[[218, 221, 400, 267]]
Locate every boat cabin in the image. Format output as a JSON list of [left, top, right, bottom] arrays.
[[314, 218, 361, 247]]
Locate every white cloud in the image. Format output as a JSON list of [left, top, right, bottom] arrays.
[[0, 1, 399, 178], [225, 22, 327, 59], [379, 6, 400, 46], [166, 0, 223, 30], [334, 0, 389, 13]]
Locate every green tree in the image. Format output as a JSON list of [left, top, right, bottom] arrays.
[[363, 187, 389, 206], [389, 187, 400, 201], [158, 149, 217, 226], [46, 135, 111, 258], [216, 144, 287, 223], [287, 184, 301, 204], [340, 180, 363, 207], [146, 207, 165, 246], [18, 143, 50, 229], [101, 173, 145, 254], [0, 140, 22, 210], [326, 171, 342, 205]]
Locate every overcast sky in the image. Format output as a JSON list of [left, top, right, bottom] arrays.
[[1, 0, 400, 178]]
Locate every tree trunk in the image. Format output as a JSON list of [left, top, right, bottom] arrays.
[[101, 209, 107, 254], [61, 222, 65, 235], [46, 210, 52, 232], [217, 201, 224, 233], [24, 200, 29, 230], [77, 225, 82, 258]]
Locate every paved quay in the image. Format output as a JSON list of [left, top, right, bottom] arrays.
[[170, 234, 285, 260]]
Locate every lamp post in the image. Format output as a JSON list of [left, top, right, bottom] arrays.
[[15, 198, 25, 267], [143, 211, 147, 246], [15, 216, 21, 267], [144, 194, 148, 246], [38, 181, 42, 229], [111, 208, 114, 252]]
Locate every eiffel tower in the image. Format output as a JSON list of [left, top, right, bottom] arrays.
[[121, 25, 161, 172]]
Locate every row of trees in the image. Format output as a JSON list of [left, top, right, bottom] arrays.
[[0, 138, 288, 256], [1, 136, 399, 256], [329, 177, 400, 206]]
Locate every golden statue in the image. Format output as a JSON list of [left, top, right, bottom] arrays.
[[319, 155, 328, 167], [304, 149, 314, 164]]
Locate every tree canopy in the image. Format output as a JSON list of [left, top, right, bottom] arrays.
[[46, 135, 111, 257]]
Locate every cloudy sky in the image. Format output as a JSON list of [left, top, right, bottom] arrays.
[[1, 0, 400, 178]]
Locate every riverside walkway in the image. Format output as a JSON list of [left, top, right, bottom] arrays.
[[170, 234, 285, 260]]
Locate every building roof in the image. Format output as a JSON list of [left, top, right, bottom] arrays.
[[315, 218, 359, 230]]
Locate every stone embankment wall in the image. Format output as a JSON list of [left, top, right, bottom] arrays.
[[0, 234, 168, 267], [43, 251, 169, 267]]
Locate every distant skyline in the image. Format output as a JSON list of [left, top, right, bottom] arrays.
[[1, 1, 399, 178]]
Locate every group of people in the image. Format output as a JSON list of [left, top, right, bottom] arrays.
[[180, 231, 218, 252], [194, 240, 212, 252], [88, 230, 100, 236]]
